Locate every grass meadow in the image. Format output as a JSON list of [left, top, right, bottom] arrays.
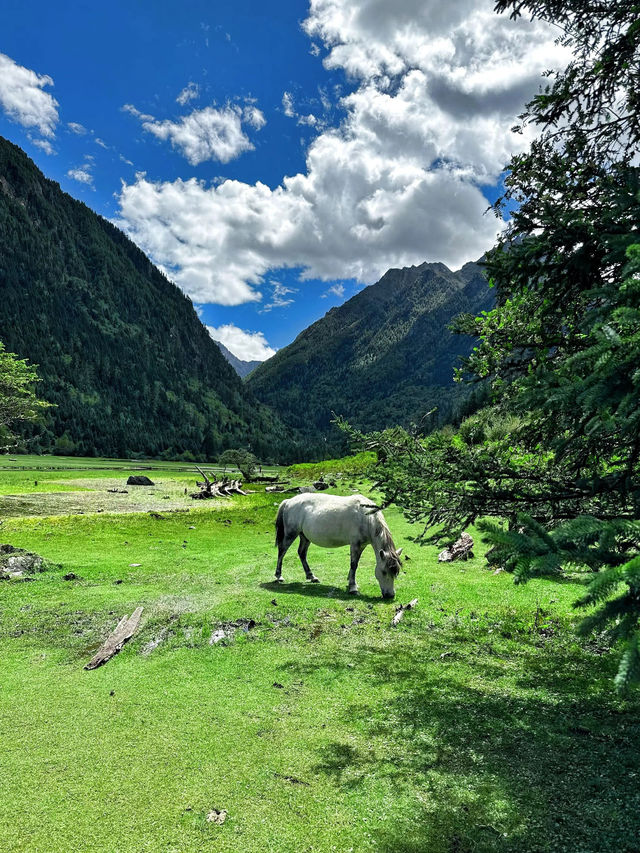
[[0, 456, 638, 852]]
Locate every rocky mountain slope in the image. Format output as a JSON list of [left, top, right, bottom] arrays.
[[214, 341, 262, 378]]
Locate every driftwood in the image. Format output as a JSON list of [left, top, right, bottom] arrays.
[[191, 466, 250, 499], [438, 533, 474, 562], [392, 598, 418, 626], [84, 606, 143, 670]]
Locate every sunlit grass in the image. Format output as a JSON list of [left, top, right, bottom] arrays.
[[0, 457, 638, 852]]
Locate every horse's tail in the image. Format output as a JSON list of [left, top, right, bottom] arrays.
[[275, 501, 286, 548]]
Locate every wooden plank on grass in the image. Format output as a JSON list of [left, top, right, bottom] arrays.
[[84, 606, 143, 670]]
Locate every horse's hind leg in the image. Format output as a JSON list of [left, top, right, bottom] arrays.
[[298, 534, 319, 583], [275, 532, 296, 583]]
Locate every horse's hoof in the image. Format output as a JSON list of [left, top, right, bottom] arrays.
[[309, 576, 320, 583], [275, 577, 284, 584], [348, 587, 359, 595]]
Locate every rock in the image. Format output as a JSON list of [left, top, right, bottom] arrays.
[[313, 480, 329, 490], [206, 809, 227, 825], [0, 544, 45, 577], [438, 532, 474, 562], [126, 475, 155, 486]]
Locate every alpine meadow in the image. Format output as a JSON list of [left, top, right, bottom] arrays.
[[0, 2, 639, 852]]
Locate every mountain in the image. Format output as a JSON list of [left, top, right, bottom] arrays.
[[248, 260, 494, 458], [214, 341, 262, 378], [0, 136, 289, 461]]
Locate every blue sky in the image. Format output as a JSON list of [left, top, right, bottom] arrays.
[[0, 0, 565, 361]]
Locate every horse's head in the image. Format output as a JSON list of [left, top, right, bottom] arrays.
[[375, 547, 403, 599]]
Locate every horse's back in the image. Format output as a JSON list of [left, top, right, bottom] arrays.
[[282, 492, 372, 548]]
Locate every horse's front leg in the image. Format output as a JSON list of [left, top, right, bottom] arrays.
[[298, 534, 319, 583], [348, 542, 365, 594]]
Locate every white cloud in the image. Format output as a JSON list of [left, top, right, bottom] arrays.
[[207, 324, 276, 361], [31, 138, 55, 155], [259, 281, 297, 312], [322, 283, 345, 299], [116, 1, 569, 306], [95, 137, 108, 148], [177, 82, 200, 105], [122, 103, 153, 121], [67, 167, 94, 186], [125, 102, 265, 165], [243, 104, 266, 130], [282, 91, 295, 117], [0, 52, 59, 138], [68, 121, 87, 135]]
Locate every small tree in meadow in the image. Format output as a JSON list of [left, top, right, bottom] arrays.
[[0, 341, 49, 449], [218, 448, 259, 481]]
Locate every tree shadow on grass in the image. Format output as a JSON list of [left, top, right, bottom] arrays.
[[309, 635, 640, 853], [259, 580, 385, 604]]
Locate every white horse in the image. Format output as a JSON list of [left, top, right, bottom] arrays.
[[274, 492, 402, 598]]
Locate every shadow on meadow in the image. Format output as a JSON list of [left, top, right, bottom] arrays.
[[300, 633, 640, 853], [259, 580, 385, 604]]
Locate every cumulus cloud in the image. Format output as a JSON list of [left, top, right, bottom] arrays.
[[0, 52, 59, 138], [207, 324, 276, 361], [67, 121, 87, 135], [117, 0, 569, 306], [125, 102, 265, 165], [177, 82, 200, 105]]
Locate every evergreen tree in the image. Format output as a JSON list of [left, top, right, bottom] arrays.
[[346, 0, 640, 688]]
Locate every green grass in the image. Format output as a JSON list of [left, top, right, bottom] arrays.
[[286, 451, 376, 480], [0, 457, 638, 852]]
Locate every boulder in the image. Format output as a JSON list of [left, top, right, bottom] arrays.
[[0, 544, 45, 578], [126, 475, 155, 486]]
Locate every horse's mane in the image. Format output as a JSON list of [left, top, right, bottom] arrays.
[[373, 513, 395, 552]]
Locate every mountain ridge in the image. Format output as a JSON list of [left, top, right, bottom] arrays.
[[0, 136, 289, 460], [214, 340, 263, 378], [248, 258, 494, 458]]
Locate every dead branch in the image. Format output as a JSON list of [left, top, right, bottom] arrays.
[[84, 606, 143, 670], [392, 598, 418, 626]]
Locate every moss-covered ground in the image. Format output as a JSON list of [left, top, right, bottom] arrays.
[[0, 456, 638, 852]]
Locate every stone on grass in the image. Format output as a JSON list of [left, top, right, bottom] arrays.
[[126, 475, 155, 486]]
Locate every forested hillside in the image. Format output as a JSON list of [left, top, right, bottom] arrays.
[[0, 137, 288, 460], [248, 260, 493, 457]]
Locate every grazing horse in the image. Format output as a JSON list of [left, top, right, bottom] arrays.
[[274, 492, 402, 598]]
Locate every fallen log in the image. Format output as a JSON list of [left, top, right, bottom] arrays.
[[392, 598, 418, 627], [84, 606, 143, 670], [438, 533, 474, 562]]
